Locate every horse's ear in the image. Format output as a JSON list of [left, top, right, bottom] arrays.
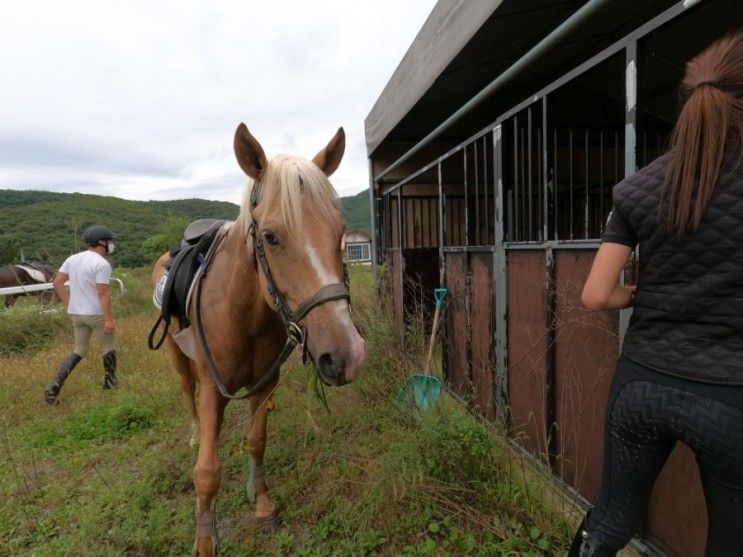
[[234, 123, 268, 180], [311, 127, 345, 177]]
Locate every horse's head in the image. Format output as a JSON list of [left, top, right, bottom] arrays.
[[234, 123, 366, 386]]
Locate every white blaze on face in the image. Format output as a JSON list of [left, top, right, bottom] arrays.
[[305, 240, 349, 322], [305, 242, 339, 286]]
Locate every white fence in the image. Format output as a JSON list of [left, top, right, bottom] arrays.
[[0, 278, 126, 298]]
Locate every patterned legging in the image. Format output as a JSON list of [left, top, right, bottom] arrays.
[[586, 358, 743, 556]]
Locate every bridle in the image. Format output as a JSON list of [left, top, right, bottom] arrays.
[[194, 181, 350, 400]]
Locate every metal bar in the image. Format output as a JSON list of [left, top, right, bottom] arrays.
[[464, 145, 470, 248], [483, 135, 490, 244], [472, 141, 482, 244], [438, 162, 445, 285], [504, 240, 602, 251], [397, 187, 404, 328], [528, 106, 533, 242], [537, 125, 543, 241], [542, 97, 549, 242], [584, 129, 590, 239], [493, 125, 509, 428], [374, 0, 615, 183], [599, 131, 604, 234], [514, 116, 519, 242], [442, 246, 495, 253], [569, 129, 574, 240], [368, 157, 379, 268], [553, 128, 558, 241]]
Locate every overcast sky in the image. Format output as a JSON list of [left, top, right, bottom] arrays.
[[0, 0, 436, 204]]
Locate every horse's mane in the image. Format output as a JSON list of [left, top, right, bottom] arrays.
[[236, 154, 344, 245]]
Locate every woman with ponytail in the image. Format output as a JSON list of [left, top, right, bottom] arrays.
[[573, 33, 743, 556]]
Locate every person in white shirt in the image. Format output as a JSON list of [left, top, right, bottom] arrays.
[[44, 225, 118, 405]]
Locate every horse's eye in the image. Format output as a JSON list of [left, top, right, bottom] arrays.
[[263, 231, 280, 247]]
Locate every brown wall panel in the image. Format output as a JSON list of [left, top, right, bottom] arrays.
[[507, 251, 549, 456], [470, 253, 495, 421], [554, 250, 618, 502], [646, 444, 707, 557], [445, 253, 469, 398]]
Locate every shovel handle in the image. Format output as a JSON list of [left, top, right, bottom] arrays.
[[425, 289, 448, 372]]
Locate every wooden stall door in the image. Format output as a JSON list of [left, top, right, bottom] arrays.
[[506, 251, 549, 457]]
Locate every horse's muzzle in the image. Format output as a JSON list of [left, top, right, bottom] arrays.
[[316, 335, 365, 387]]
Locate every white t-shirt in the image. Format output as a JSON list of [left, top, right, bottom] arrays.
[[59, 250, 112, 315]]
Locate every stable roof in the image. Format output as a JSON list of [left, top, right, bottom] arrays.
[[365, 0, 691, 158]]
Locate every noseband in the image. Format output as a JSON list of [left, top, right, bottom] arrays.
[[194, 181, 350, 400]]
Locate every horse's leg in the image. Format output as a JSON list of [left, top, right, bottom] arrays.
[[193, 385, 226, 557], [246, 386, 278, 529], [5, 294, 16, 308], [166, 337, 200, 448]]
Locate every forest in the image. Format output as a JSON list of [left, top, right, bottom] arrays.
[[0, 188, 370, 268]]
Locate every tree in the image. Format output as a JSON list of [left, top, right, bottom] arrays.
[[0, 234, 21, 265]]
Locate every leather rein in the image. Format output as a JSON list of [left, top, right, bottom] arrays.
[[194, 183, 350, 400]]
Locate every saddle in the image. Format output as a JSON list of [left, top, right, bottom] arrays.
[[148, 219, 227, 351]]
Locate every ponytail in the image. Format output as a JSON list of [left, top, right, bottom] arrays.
[[662, 32, 743, 237]]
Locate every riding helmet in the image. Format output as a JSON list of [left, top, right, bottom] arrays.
[[83, 225, 115, 246]]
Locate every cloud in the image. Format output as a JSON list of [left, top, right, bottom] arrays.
[[0, 0, 435, 202]]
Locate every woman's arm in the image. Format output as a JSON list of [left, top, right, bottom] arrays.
[[581, 243, 635, 310]]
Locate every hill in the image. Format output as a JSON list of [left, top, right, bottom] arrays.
[[0, 190, 240, 268], [0, 188, 372, 268], [340, 188, 371, 231]]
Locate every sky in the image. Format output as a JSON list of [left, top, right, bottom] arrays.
[[0, 0, 437, 204]]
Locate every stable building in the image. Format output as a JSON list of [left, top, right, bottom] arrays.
[[365, 1, 739, 555]]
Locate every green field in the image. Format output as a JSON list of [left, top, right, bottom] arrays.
[[0, 266, 578, 556]]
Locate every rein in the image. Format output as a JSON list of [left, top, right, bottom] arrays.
[[195, 182, 350, 400]]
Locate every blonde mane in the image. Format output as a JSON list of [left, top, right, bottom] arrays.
[[236, 154, 344, 243]]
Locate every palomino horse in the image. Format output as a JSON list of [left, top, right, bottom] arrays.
[[0, 260, 55, 308], [152, 124, 365, 556]]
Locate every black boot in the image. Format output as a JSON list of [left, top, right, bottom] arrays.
[[102, 350, 118, 389], [568, 518, 617, 557], [44, 353, 82, 405]]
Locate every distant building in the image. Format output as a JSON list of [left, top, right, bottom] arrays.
[[344, 230, 371, 265]]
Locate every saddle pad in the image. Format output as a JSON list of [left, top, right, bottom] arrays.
[[153, 272, 168, 310], [16, 265, 47, 283]]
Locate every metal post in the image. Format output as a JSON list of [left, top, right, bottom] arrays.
[[619, 40, 638, 348], [367, 158, 378, 271], [493, 125, 509, 428], [438, 162, 445, 285]]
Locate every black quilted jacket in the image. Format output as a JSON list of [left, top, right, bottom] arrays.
[[611, 152, 743, 385]]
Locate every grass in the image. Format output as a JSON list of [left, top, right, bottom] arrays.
[[0, 265, 577, 556]]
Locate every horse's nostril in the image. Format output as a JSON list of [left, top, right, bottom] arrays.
[[317, 353, 345, 384]]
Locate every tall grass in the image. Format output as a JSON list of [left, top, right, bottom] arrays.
[[0, 264, 581, 556]]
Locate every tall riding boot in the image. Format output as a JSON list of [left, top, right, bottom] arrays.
[[44, 353, 82, 405], [568, 518, 618, 557], [102, 350, 118, 389]]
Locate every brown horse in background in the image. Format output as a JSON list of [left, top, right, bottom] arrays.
[[152, 124, 365, 556], [0, 260, 55, 308]]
